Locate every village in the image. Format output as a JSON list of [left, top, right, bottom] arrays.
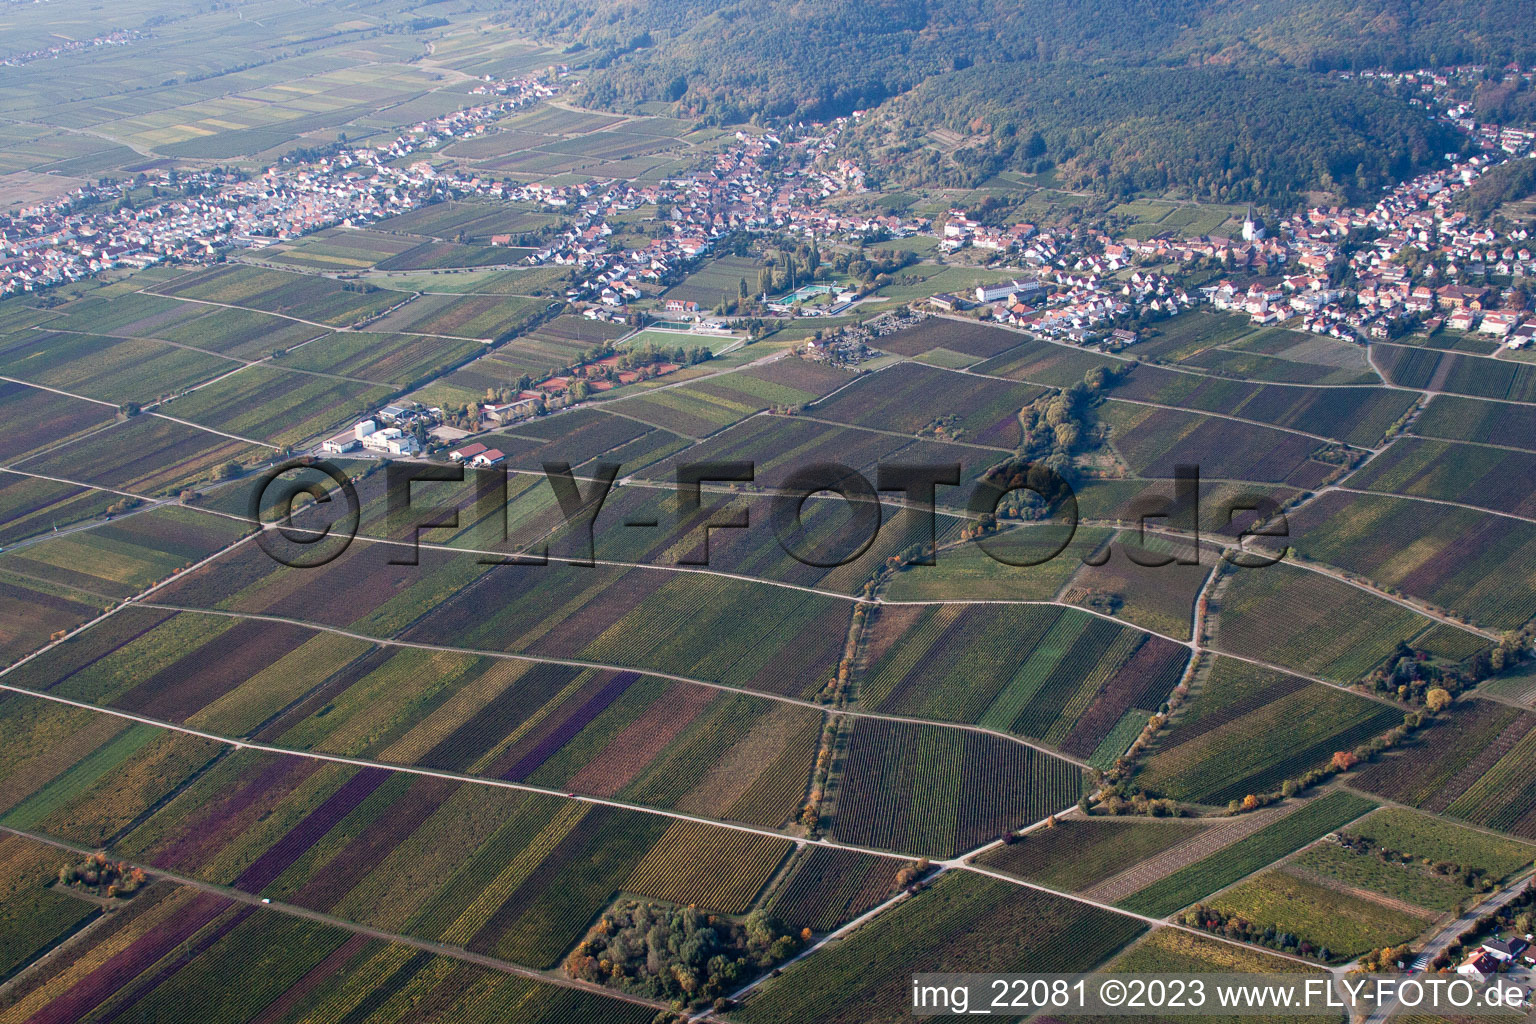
[[4, 59, 1536, 394]]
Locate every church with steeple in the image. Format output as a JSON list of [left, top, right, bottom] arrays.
[[1242, 206, 1266, 242]]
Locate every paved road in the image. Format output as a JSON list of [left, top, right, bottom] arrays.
[[1356, 871, 1534, 1024]]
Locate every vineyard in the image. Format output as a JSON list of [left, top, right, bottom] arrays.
[[1135, 656, 1404, 804], [0, 328, 235, 406], [1116, 791, 1378, 917], [1107, 366, 1417, 447], [1100, 403, 1340, 488], [1286, 840, 1476, 913], [634, 413, 996, 510], [1346, 436, 1536, 518], [874, 318, 1033, 359], [1282, 490, 1536, 631], [0, 505, 249, 601], [1376, 343, 1536, 403], [0, 842, 655, 1023], [1412, 394, 1536, 452], [0, 686, 824, 977], [976, 818, 1211, 892], [762, 847, 908, 932], [0, 833, 99, 982], [1208, 869, 1430, 961], [808, 361, 1046, 447], [737, 873, 1145, 1024], [859, 603, 1188, 757], [21, 413, 267, 495], [829, 718, 1083, 858], [280, 331, 483, 388], [972, 336, 1123, 387], [622, 820, 792, 913], [0, 380, 116, 464], [1212, 562, 1485, 683], [0, 472, 111, 546], [1063, 531, 1212, 640], [151, 264, 408, 327], [882, 524, 1107, 602]]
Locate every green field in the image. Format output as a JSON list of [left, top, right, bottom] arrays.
[[977, 818, 1212, 892], [737, 872, 1145, 1024], [1117, 791, 1378, 917], [1135, 656, 1404, 805], [1207, 869, 1429, 961]]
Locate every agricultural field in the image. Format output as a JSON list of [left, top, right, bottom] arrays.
[[1103, 927, 1304, 1003], [875, 317, 1033, 359], [1412, 393, 1536, 451], [482, 406, 689, 473], [5, 2, 1536, 1010], [1105, 363, 1418, 447], [972, 336, 1126, 386], [0, 505, 250, 600], [148, 537, 853, 700], [365, 292, 545, 340], [1280, 490, 1536, 631], [0, 694, 816, 976], [366, 264, 572, 296], [1070, 477, 1304, 538], [0, 570, 103, 667], [155, 365, 391, 448], [870, 265, 1020, 303], [807, 360, 1044, 447], [259, 227, 421, 271], [760, 847, 909, 932], [1117, 791, 1378, 918], [881, 524, 1109, 602], [0, 380, 118, 464], [18, 413, 272, 495], [633, 414, 1000, 509], [976, 817, 1212, 892], [1128, 311, 1377, 385], [370, 200, 565, 243], [1346, 436, 1536, 518], [38, 287, 332, 359], [1211, 562, 1488, 683], [532, 479, 966, 596], [0, 832, 99, 983], [607, 357, 851, 436], [1101, 403, 1345, 488], [1061, 531, 1213, 640], [277, 331, 483, 387], [1207, 869, 1429, 961], [150, 265, 410, 329], [0, 839, 657, 1023], [1350, 699, 1536, 840], [1286, 807, 1536, 915], [1375, 343, 1536, 402], [737, 872, 1145, 1024], [827, 717, 1083, 858], [659, 255, 766, 306], [620, 327, 744, 356], [1134, 657, 1404, 805], [0, 329, 238, 406], [0, 472, 114, 546], [425, 314, 622, 395], [857, 603, 1189, 759]]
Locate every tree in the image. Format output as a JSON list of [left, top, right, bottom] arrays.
[[1426, 687, 1453, 712]]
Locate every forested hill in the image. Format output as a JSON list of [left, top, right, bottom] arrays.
[[841, 64, 1462, 202], [490, 0, 1536, 123]]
